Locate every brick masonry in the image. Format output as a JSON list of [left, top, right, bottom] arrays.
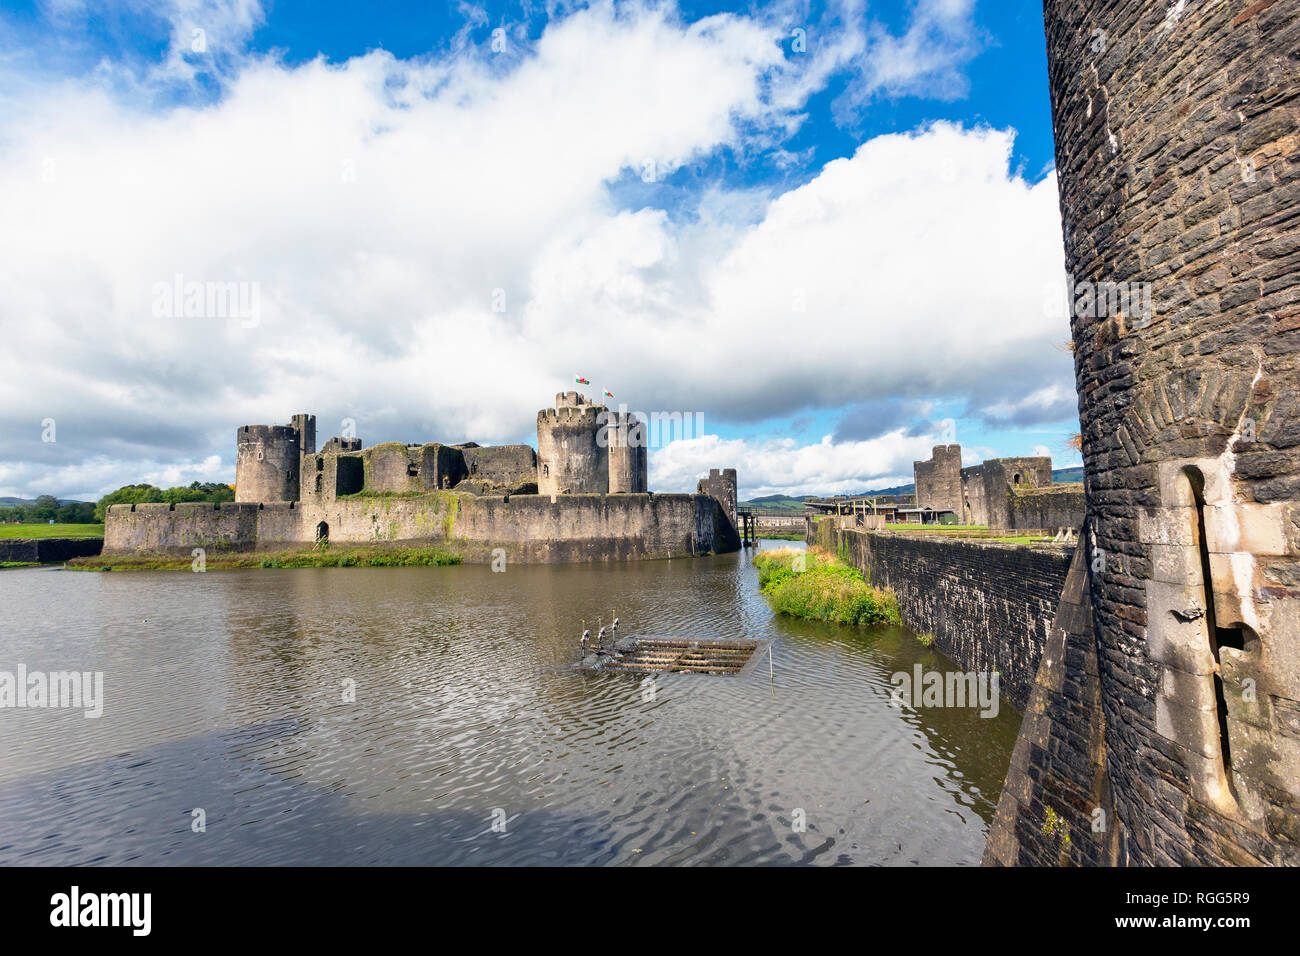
[[0, 537, 103, 563], [1035, 0, 1300, 864], [810, 519, 1072, 712], [103, 492, 732, 564]]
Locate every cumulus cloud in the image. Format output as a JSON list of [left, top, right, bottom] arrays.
[[0, 0, 1072, 500], [651, 425, 951, 498]]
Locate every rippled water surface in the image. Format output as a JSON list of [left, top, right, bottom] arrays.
[[0, 542, 1019, 865]]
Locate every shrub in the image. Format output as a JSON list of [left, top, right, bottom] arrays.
[[753, 547, 901, 627]]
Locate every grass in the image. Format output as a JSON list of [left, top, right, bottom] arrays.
[[0, 561, 39, 569], [755, 532, 804, 540], [753, 546, 901, 627], [68, 544, 462, 572], [0, 523, 103, 539]]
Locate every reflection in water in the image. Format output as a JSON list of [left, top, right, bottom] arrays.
[[0, 542, 1019, 865]]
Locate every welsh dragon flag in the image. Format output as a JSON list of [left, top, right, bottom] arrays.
[[575, 375, 590, 385], [603, 389, 614, 399]]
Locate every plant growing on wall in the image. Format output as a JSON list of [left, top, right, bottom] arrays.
[[1042, 806, 1071, 847]]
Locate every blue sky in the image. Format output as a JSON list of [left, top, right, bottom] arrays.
[[0, 0, 1079, 499]]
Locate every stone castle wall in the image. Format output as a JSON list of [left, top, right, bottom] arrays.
[[913, 445, 1076, 529], [537, 396, 608, 495], [0, 537, 103, 563], [811, 519, 1071, 712], [913, 444, 963, 516], [1009, 483, 1088, 533], [104, 492, 730, 564], [1024, 0, 1300, 865], [234, 425, 301, 503], [983, 541, 1117, 866]]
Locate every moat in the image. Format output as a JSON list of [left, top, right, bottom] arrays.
[[0, 541, 1019, 865]]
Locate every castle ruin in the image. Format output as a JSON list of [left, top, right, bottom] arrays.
[[984, 0, 1300, 866], [105, 394, 737, 563], [912, 443, 1084, 531]]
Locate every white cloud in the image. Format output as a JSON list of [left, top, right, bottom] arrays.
[[651, 426, 945, 498], [0, 1, 1071, 501]]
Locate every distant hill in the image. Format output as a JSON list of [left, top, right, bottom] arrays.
[[742, 494, 807, 511], [855, 482, 915, 497], [0, 496, 91, 506], [1051, 466, 1084, 484]]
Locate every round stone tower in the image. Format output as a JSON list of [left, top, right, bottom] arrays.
[[235, 424, 301, 502], [537, 392, 608, 495], [606, 411, 648, 493], [1044, 0, 1299, 864]]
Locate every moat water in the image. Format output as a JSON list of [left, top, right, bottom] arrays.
[[0, 541, 1020, 865]]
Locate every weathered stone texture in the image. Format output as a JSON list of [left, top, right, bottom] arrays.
[[1009, 483, 1088, 533], [812, 520, 1072, 712], [0, 537, 103, 563], [914, 444, 963, 516], [1042, 0, 1300, 865], [697, 467, 741, 552], [234, 424, 302, 503], [104, 492, 730, 563], [984, 540, 1117, 866], [914, 445, 1070, 529]]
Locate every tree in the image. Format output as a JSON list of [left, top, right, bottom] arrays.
[[94, 484, 164, 522], [31, 495, 59, 522]]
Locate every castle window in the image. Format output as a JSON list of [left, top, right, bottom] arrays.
[[1012, 472, 1021, 486], [315, 521, 329, 544], [315, 475, 322, 494], [407, 462, 419, 477], [543, 464, 549, 477]]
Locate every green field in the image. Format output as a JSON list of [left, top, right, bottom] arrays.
[[0, 523, 104, 539]]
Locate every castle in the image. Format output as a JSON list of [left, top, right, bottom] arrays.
[[104, 393, 738, 563], [983, 0, 1300, 866], [233, 392, 650, 506], [912, 444, 1084, 532]]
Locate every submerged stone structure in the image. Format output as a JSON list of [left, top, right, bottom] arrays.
[[986, 0, 1300, 866], [105, 395, 735, 563]]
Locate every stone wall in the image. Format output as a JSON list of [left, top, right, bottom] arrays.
[[1009, 483, 1087, 532], [537, 393, 609, 495], [914, 444, 963, 515], [983, 540, 1118, 866], [104, 492, 732, 564], [0, 537, 103, 563], [1039, 0, 1300, 865], [105, 502, 264, 553], [811, 519, 1072, 711], [697, 468, 740, 552], [459, 444, 538, 495], [963, 457, 1054, 528]]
